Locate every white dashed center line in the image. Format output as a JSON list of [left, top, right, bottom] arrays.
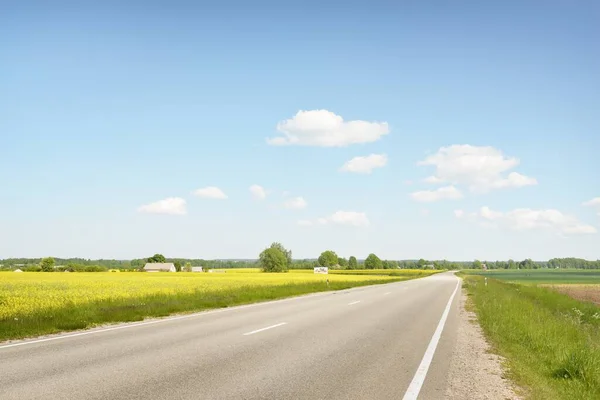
[[243, 322, 287, 336]]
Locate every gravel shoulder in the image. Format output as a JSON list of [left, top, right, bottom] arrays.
[[445, 287, 522, 400]]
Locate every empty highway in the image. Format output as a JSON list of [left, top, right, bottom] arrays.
[[0, 272, 461, 400]]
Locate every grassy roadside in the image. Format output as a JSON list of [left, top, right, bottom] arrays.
[[463, 275, 600, 400], [1, 275, 420, 342]]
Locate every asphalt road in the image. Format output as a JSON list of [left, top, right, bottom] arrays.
[[0, 272, 461, 400]]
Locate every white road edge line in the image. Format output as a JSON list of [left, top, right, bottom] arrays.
[[383, 292, 391, 295], [348, 301, 361, 305], [402, 279, 460, 400], [243, 322, 287, 336]]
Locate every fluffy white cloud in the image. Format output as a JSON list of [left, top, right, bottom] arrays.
[[284, 197, 308, 210], [424, 176, 444, 184], [340, 154, 388, 174], [298, 211, 370, 227], [267, 109, 390, 147], [583, 197, 600, 207], [456, 206, 597, 235], [417, 145, 537, 193], [410, 186, 463, 202], [193, 186, 228, 199], [249, 184, 267, 200], [137, 197, 187, 215]]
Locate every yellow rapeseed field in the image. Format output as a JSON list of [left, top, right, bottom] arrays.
[[0, 271, 402, 321]]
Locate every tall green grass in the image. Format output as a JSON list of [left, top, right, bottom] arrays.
[[464, 276, 600, 399]]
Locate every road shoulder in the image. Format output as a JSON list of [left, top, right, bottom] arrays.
[[445, 285, 522, 400]]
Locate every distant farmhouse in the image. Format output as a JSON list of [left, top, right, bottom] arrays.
[[143, 263, 176, 272], [191, 267, 204, 273]]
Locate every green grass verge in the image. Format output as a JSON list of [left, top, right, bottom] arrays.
[[1, 278, 407, 342], [463, 275, 600, 399]]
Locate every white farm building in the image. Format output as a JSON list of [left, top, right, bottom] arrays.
[[143, 263, 176, 272]]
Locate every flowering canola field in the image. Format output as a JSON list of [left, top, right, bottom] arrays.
[[0, 271, 423, 340]]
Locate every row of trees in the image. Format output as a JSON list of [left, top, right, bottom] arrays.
[[13, 257, 110, 272], [258, 243, 449, 272], [472, 258, 600, 270], [3, 255, 599, 272]]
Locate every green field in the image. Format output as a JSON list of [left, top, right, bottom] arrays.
[[463, 273, 600, 399], [465, 269, 600, 284]]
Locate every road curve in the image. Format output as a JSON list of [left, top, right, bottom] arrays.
[[0, 272, 461, 400]]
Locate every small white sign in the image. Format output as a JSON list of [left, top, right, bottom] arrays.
[[314, 267, 328, 274]]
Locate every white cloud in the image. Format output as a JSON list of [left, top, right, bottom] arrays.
[[340, 154, 388, 174], [410, 186, 463, 202], [417, 145, 537, 193], [456, 206, 597, 235], [299, 211, 370, 227], [193, 186, 228, 199], [267, 109, 390, 147], [137, 197, 187, 215], [424, 175, 444, 184], [249, 184, 267, 200], [583, 197, 600, 207], [284, 197, 308, 210]]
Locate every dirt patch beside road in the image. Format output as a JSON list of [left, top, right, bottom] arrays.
[[541, 284, 600, 305], [445, 288, 522, 400]]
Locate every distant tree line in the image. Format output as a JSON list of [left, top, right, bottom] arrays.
[[471, 258, 600, 270], [1, 255, 598, 272]]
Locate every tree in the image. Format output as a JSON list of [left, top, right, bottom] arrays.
[[348, 256, 358, 269], [183, 262, 192, 272], [270, 242, 292, 268], [40, 257, 55, 272], [472, 259, 482, 269], [259, 246, 288, 272], [338, 257, 348, 268], [174, 261, 182, 272], [519, 258, 535, 269], [364, 253, 382, 269], [147, 254, 166, 263], [318, 250, 338, 267]]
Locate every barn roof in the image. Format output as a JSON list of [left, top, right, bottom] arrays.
[[143, 263, 175, 271]]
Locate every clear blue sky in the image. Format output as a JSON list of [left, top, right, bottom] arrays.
[[1, 1, 599, 261]]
